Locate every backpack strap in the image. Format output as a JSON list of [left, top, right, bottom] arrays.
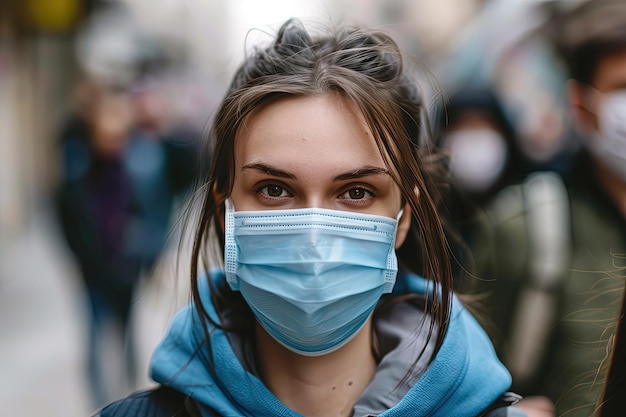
[[505, 171, 571, 386], [95, 385, 201, 417]]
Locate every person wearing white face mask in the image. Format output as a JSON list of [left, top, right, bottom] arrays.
[[445, 127, 509, 194], [582, 88, 626, 186], [469, 1, 626, 415], [434, 85, 529, 293], [437, 85, 527, 203]]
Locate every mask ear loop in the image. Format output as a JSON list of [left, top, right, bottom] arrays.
[[224, 199, 240, 290], [224, 198, 235, 213], [381, 209, 403, 293]]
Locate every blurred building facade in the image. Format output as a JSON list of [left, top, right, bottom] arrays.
[[0, 0, 84, 241]]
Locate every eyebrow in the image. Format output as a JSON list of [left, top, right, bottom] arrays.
[[241, 162, 388, 181], [333, 166, 389, 181], [241, 163, 296, 179]]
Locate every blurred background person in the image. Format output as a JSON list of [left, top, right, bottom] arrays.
[[437, 84, 528, 204], [55, 83, 139, 407], [55, 73, 199, 408], [53, 3, 201, 406], [468, 1, 626, 415], [433, 83, 529, 290]]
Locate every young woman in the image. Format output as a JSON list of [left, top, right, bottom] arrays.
[[96, 19, 534, 417]]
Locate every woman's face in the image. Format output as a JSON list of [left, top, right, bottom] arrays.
[[229, 94, 405, 220]]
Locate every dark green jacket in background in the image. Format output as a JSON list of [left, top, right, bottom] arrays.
[[470, 152, 626, 416]]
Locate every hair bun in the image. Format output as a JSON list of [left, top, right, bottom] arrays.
[[274, 18, 312, 56]]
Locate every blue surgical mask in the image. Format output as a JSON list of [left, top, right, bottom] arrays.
[[224, 199, 401, 356]]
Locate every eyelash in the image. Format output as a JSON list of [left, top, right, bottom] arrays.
[[339, 186, 376, 202], [254, 182, 376, 203], [254, 182, 291, 199]]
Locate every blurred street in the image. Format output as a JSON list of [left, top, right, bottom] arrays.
[[1, 206, 93, 416], [0, 204, 188, 416]]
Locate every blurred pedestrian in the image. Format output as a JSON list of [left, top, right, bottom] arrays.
[[470, 1, 626, 415], [54, 79, 198, 408], [438, 84, 527, 205], [434, 84, 529, 289]]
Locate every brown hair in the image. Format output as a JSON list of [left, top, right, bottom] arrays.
[[186, 18, 452, 381], [596, 268, 626, 416]]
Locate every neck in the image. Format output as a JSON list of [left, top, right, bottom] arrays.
[[594, 159, 626, 216], [256, 320, 377, 417]]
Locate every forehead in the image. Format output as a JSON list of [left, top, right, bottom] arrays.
[[593, 49, 626, 91], [235, 94, 385, 167]]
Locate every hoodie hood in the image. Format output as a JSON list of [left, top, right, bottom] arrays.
[[150, 271, 512, 416]]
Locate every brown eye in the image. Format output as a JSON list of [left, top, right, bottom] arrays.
[[342, 187, 373, 200], [257, 183, 289, 198], [349, 188, 366, 199], [267, 184, 284, 197]]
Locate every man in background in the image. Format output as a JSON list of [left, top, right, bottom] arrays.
[[471, 1, 626, 415]]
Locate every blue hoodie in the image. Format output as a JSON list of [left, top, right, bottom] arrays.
[[150, 271, 523, 416]]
